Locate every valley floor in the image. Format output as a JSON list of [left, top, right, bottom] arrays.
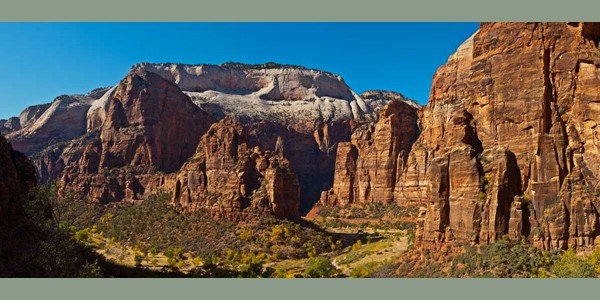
[[86, 217, 411, 278]]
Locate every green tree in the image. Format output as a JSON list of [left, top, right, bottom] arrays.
[[304, 257, 337, 278], [134, 253, 144, 267], [551, 249, 595, 278]]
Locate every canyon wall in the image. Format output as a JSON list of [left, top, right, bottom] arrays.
[[6, 63, 386, 219], [318, 99, 420, 207], [164, 116, 301, 220], [319, 22, 600, 251]]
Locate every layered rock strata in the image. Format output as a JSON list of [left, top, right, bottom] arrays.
[[418, 22, 600, 250], [319, 22, 600, 251], [36, 69, 215, 204], [164, 117, 301, 220], [318, 99, 420, 207]]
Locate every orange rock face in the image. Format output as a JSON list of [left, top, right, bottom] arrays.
[[320, 22, 600, 251], [319, 99, 420, 207], [164, 117, 300, 220], [37, 69, 216, 204], [415, 22, 600, 250]]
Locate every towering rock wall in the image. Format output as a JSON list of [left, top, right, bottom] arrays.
[[318, 22, 600, 251], [417, 22, 600, 250], [36, 69, 216, 204], [319, 99, 420, 207]]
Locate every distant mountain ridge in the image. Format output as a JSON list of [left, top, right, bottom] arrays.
[[1, 62, 416, 218]]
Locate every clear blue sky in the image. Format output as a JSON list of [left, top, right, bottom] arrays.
[[0, 22, 478, 119]]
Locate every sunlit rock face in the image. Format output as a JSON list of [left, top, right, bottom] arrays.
[[318, 99, 420, 207], [316, 22, 600, 251], [162, 117, 301, 220], [416, 22, 600, 250], [120, 62, 381, 212], [7, 61, 388, 218]]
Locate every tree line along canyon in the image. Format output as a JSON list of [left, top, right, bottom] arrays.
[[2, 22, 600, 278]]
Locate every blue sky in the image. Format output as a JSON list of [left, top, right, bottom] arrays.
[[0, 22, 478, 119]]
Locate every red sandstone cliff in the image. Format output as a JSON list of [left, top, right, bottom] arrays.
[[36, 69, 216, 204], [163, 117, 300, 220], [318, 99, 420, 207], [319, 22, 600, 251]]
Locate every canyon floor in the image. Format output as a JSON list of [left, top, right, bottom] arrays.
[[78, 201, 414, 278]]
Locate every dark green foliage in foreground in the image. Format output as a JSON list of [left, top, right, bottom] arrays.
[[2, 183, 105, 277], [2, 183, 258, 277]]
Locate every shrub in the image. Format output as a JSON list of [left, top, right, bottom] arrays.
[[134, 254, 144, 267], [74, 228, 91, 244], [551, 249, 595, 278], [304, 257, 337, 278], [350, 262, 380, 278]]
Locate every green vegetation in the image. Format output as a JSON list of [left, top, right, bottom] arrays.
[[550, 249, 596, 278], [6, 183, 106, 277], [88, 191, 343, 277], [454, 238, 557, 277], [350, 261, 381, 278], [314, 202, 418, 232], [304, 257, 338, 278], [97, 192, 334, 264], [378, 236, 600, 278], [478, 174, 490, 204], [16, 182, 600, 278]]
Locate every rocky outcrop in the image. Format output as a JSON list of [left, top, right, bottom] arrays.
[[0, 134, 37, 273], [6, 89, 110, 156], [165, 117, 300, 220], [2, 62, 379, 214], [40, 69, 215, 204], [318, 99, 420, 207], [0, 117, 21, 135], [415, 22, 600, 250], [360, 90, 420, 113], [127, 62, 378, 212]]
